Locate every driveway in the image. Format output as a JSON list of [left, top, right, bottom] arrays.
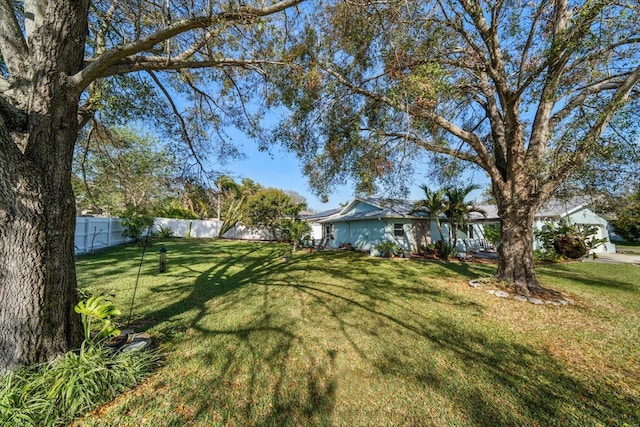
[[583, 253, 640, 265]]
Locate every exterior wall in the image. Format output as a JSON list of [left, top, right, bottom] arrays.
[[384, 220, 415, 252], [332, 219, 385, 250], [331, 219, 417, 252], [153, 218, 272, 240], [533, 207, 616, 254], [430, 222, 451, 244], [411, 220, 432, 252], [308, 222, 324, 241]]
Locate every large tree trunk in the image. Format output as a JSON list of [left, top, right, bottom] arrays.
[[0, 0, 89, 373], [494, 200, 542, 295]]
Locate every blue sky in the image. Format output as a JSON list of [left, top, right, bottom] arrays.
[[218, 136, 490, 212], [216, 139, 354, 212]]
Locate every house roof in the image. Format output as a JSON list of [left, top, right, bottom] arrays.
[[468, 197, 596, 222], [315, 197, 429, 223], [536, 197, 592, 218], [301, 207, 343, 222], [310, 195, 599, 225]]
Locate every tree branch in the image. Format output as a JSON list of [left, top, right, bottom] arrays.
[[549, 74, 627, 128], [94, 0, 120, 56], [97, 57, 286, 77], [541, 65, 640, 196], [322, 64, 497, 174], [0, 0, 30, 79], [69, 0, 303, 89], [146, 70, 207, 173]]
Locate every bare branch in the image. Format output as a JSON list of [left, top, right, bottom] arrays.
[[146, 70, 207, 172], [541, 65, 640, 195], [94, 0, 120, 55], [175, 28, 222, 61], [517, 1, 548, 88], [385, 131, 480, 164], [549, 74, 628, 128]]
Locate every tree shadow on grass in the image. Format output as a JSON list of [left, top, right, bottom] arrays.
[[110, 245, 638, 426], [140, 243, 285, 335], [274, 279, 638, 425]]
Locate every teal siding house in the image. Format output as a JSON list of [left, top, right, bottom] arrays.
[[305, 197, 616, 256], [305, 198, 445, 253]]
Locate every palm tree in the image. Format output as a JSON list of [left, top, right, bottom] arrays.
[[412, 185, 447, 247], [215, 175, 241, 220], [444, 184, 486, 251]]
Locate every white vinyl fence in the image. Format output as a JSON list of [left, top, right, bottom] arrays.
[[75, 216, 274, 254], [153, 218, 272, 240], [74, 217, 128, 254]]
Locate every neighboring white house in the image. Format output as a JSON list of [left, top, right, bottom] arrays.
[[304, 197, 616, 255], [534, 200, 615, 253], [469, 199, 616, 254]]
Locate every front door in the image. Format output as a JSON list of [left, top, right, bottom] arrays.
[[323, 224, 334, 246]]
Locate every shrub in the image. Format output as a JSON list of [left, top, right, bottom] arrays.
[[280, 220, 312, 251], [155, 225, 174, 239], [439, 243, 455, 259], [483, 223, 501, 247], [374, 240, 400, 257], [120, 206, 154, 243], [535, 219, 607, 260]]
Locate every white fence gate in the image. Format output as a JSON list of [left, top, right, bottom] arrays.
[[74, 217, 128, 254]]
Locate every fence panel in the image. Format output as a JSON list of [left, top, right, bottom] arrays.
[[75, 217, 128, 254], [75, 217, 277, 255]]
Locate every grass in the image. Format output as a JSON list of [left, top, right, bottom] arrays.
[[73, 239, 639, 426]]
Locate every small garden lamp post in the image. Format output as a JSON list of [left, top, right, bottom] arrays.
[[159, 246, 167, 273]]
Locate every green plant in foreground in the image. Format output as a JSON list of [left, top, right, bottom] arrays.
[[75, 295, 121, 343], [0, 297, 159, 426], [0, 345, 159, 426]]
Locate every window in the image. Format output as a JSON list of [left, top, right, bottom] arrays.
[[468, 225, 474, 239], [394, 223, 405, 237]]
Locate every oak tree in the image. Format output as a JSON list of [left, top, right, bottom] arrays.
[[0, 0, 303, 372], [275, 0, 640, 294]]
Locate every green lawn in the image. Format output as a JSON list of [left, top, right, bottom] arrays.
[[73, 239, 639, 426]]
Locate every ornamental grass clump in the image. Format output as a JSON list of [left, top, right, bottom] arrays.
[[0, 297, 159, 426]]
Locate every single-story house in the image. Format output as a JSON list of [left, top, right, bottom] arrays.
[[304, 197, 616, 255], [469, 199, 616, 254], [303, 198, 450, 253]]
